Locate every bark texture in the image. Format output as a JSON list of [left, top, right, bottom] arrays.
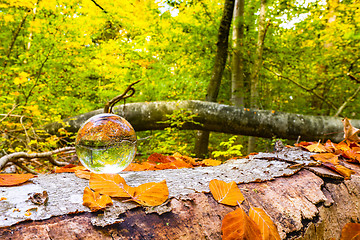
[[46, 100, 358, 142], [0, 148, 359, 239]]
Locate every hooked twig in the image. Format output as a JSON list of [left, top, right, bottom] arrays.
[[103, 80, 141, 114]]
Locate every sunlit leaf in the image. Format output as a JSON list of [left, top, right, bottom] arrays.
[[75, 169, 91, 180], [305, 142, 328, 153], [221, 208, 262, 240], [83, 187, 112, 212], [202, 159, 222, 166], [340, 222, 360, 240], [249, 206, 281, 240], [89, 173, 134, 198], [311, 153, 339, 164], [209, 179, 244, 206], [0, 174, 35, 187], [342, 118, 360, 142], [132, 180, 169, 206]]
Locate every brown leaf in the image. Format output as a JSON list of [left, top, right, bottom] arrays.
[[249, 206, 281, 240], [209, 179, 244, 206], [28, 191, 48, 205], [343, 118, 360, 142], [132, 180, 169, 206], [340, 222, 360, 240], [0, 174, 35, 187], [172, 152, 196, 165], [89, 173, 134, 198], [83, 187, 112, 212], [54, 164, 85, 173], [221, 207, 262, 240], [321, 162, 355, 180]]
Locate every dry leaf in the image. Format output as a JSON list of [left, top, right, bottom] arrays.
[[340, 222, 360, 240], [342, 118, 360, 142], [75, 169, 91, 180], [132, 180, 169, 206], [321, 162, 355, 180], [209, 179, 244, 206], [28, 191, 48, 205], [173, 152, 196, 165], [89, 173, 134, 198], [221, 207, 262, 240], [202, 159, 222, 167], [305, 142, 328, 153], [249, 206, 281, 240], [54, 164, 86, 173], [0, 174, 35, 187], [83, 187, 112, 212], [311, 153, 339, 165]]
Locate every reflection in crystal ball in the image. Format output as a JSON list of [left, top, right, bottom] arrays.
[[75, 113, 137, 174]]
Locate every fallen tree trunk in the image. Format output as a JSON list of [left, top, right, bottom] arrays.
[[46, 100, 359, 142], [0, 147, 359, 239]]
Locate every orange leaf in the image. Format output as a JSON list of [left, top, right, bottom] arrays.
[[0, 174, 35, 187], [336, 141, 351, 152], [311, 153, 339, 165], [305, 142, 328, 153], [132, 180, 169, 206], [202, 159, 222, 167], [333, 165, 355, 180], [54, 165, 86, 173], [221, 207, 262, 240], [75, 169, 91, 180], [342, 118, 360, 142], [249, 206, 281, 240], [340, 222, 360, 240], [89, 173, 134, 198], [147, 153, 175, 163], [209, 179, 244, 206], [123, 163, 149, 171], [172, 152, 196, 165], [83, 187, 112, 212]]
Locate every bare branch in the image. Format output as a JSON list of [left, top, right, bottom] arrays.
[[0, 147, 75, 171], [334, 74, 360, 117]]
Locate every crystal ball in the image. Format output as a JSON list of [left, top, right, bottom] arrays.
[[75, 113, 137, 174]]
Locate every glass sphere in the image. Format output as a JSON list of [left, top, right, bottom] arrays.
[[75, 113, 137, 174]]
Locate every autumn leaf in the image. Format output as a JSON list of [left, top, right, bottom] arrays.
[[311, 153, 339, 165], [202, 159, 222, 167], [54, 164, 86, 173], [75, 169, 91, 180], [340, 222, 360, 240], [342, 118, 360, 142], [321, 162, 355, 180], [89, 173, 134, 198], [83, 187, 113, 212], [132, 180, 169, 206], [209, 179, 244, 206], [0, 174, 35, 187], [249, 206, 281, 240], [173, 152, 196, 165], [221, 207, 262, 240], [305, 142, 328, 153]]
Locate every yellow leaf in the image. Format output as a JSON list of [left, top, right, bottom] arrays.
[[132, 180, 169, 206], [249, 206, 281, 240], [209, 179, 244, 206]]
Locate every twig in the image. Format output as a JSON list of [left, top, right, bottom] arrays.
[[12, 159, 39, 175], [334, 74, 360, 117], [90, 0, 108, 13], [0, 147, 75, 171], [266, 68, 339, 112], [0, 104, 18, 122], [103, 80, 141, 113]]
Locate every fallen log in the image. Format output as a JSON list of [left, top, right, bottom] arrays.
[[0, 147, 359, 239], [45, 100, 359, 142]]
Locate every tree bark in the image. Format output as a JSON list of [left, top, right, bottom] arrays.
[[45, 100, 357, 143], [195, 0, 235, 158], [231, 0, 245, 107], [0, 147, 359, 239]]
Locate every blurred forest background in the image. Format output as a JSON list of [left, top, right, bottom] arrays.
[[1, 0, 359, 164]]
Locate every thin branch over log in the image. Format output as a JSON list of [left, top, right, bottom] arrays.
[[334, 74, 360, 117]]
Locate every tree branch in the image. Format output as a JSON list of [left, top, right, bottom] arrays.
[[334, 74, 360, 117], [90, 0, 108, 13], [0, 147, 75, 172]]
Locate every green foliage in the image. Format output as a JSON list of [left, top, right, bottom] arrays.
[[212, 136, 243, 160]]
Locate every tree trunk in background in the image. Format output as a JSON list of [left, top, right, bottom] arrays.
[[194, 0, 235, 158], [248, 0, 268, 153], [231, 0, 245, 107]]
